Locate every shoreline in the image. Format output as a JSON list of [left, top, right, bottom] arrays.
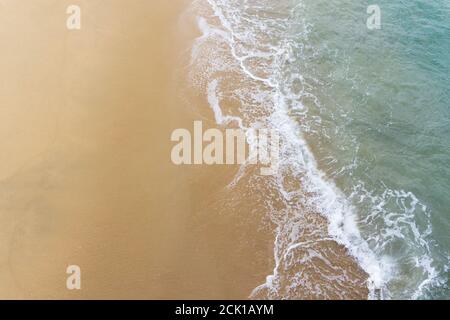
[[1, 0, 369, 299], [188, 0, 371, 299]]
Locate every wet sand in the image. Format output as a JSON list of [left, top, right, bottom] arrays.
[[0, 0, 367, 299]]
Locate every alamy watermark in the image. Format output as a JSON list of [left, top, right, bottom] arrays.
[[66, 265, 81, 290], [66, 5, 81, 30], [64, 5, 378, 31], [170, 121, 280, 176], [367, 5, 381, 30]]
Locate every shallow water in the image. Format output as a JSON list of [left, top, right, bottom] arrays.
[[191, 0, 450, 299], [296, 0, 450, 299]]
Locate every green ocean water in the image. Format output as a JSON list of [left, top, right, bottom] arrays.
[[197, 0, 449, 299], [294, 0, 450, 298]]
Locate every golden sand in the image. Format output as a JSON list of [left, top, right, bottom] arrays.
[[0, 0, 271, 299]]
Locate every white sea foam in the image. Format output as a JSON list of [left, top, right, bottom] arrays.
[[207, 79, 243, 128], [188, 0, 444, 299], [189, 0, 384, 298]]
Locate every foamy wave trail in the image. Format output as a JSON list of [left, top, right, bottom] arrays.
[[187, 0, 449, 299]]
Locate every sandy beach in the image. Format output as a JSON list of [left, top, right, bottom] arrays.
[[0, 0, 273, 299], [0, 0, 369, 299]]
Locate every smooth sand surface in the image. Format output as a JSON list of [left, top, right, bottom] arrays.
[[0, 0, 272, 299]]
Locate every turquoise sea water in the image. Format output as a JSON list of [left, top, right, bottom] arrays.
[[296, 0, 450, 298], [193, 0, 449, 299]]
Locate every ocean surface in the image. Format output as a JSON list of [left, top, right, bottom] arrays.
[[190, 0, 450, 299]]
